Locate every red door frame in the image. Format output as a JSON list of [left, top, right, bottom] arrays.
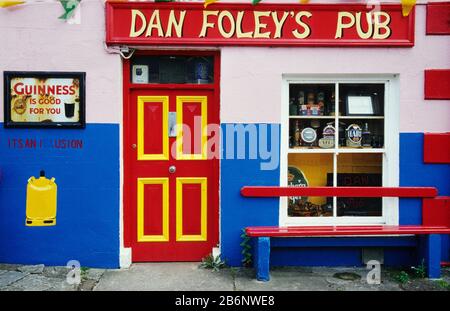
[[122, 50, 221, 256]]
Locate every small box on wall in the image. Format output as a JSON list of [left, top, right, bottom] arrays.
[[3, 71, 86, 128]]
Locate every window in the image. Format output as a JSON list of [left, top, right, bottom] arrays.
[[280, 76, 399, 226], [130, 56, 214, 84]]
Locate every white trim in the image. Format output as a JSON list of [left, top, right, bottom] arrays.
[[279, 74, 400, 226], [119, 57, 130, 268], [120, 247, 132, 269]]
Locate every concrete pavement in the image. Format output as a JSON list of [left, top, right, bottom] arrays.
[[1, 262, 449, 291]]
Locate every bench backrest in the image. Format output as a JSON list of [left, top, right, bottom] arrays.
[[240, 186, 438, 198], [241, 186, 449, 227]]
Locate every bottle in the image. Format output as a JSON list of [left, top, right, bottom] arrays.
[[329, 92, 336, 116], [317, 92, 325, 116], [362, 122, 372, 147], [289, 97, 298, 115], [294, 121, 301, 147], [297, 91, 305, 115]]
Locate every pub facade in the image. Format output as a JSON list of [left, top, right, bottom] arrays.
[[0, 0, 449, 272]]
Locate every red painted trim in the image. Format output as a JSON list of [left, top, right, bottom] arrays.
[[426, 2, 450, 35], [240, 186, 438, 198], [123, 49, 221, 259], [423, 132, 450, 164], [245, 225, 450, 237], [441, 262, 450, 267], [424, 69, 450, 100], [105, 2, 415, 47], [123, 57, 131, 248]]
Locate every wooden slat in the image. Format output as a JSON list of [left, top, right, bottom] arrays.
[[241, 186, 438, 198], [245, 225, 450, 237]]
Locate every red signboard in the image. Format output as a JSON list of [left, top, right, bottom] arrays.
[[106, 2, 415, 47]]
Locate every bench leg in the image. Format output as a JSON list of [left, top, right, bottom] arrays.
[[254, 237, 270, 282], [420, 234, 442, 279]]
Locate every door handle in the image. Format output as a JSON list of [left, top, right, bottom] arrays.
[[131, 144, 137, 149], [169, 166, 176, 174]]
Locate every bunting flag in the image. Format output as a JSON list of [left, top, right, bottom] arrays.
[[58, 0, 80, 20], [252, 0, 262, 5], [0, 1, 24, 8], [204, 0, 218, 8], [300, 0, 310, 4], [400, 0, 416, 17]]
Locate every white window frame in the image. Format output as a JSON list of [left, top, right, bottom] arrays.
[[279, 74, 400, 226]]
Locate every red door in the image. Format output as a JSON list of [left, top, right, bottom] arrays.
[[124, 56, 220, 262]]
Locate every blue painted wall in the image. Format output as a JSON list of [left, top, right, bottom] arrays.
[[220, 127, 450, 267], [1, 126, 447, 268], [220, 123, 280, 266], [399, 133, 450, 261], [0, 123, 120, 268]]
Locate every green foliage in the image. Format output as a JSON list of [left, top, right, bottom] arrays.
[[240, 229, 252, 267], [200, 254, 226, 271], [411, 259, 427, 279], [394, 271, 410, 284], [436, 279, 450, 290], [80, 266, 90, 280]]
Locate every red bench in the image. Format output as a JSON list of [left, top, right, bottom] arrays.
[[241, 186, 450, 281]]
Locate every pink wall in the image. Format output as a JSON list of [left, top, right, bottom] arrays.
[[0, 2, 122, 124], [220, 4, 450, 132], [1, 2, 449, 132]]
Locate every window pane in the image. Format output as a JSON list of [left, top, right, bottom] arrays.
[[338, 83, 385, 149], [289, 83, 335, 116], [336, 153, 382, 217], [131, 56, 214, 84], [337, 119, 384, 149], [287, 153, 333, 217], [289, 119, 336, 149], [339, 84, 384, 116]]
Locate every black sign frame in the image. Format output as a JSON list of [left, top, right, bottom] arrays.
[[3, 71, 86, 129]]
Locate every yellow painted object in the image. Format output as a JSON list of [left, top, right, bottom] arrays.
[[401, 0, 417, 17], [26, 171, 57, 226], [0, 1, 25, 8]]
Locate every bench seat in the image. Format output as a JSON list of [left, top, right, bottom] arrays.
[[246, 225, 450, 237], [246, 225, 450, 281], [241, 187, 449, 282]]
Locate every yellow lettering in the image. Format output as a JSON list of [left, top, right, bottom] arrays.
[[145, 9, 164, 37], [335, 11, 355, 39], [129, 10, 146, 38], [166, 10, 186, 38], [292, 11, 312, 39], [271, 11, 289, 39], [236, 11, 253, 38], [373, 11, 391, 39], [254, 11, 271, 39], [199, 11, 219, 37], [355, 12, 373, 39], [218, 11, 236, 38]]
